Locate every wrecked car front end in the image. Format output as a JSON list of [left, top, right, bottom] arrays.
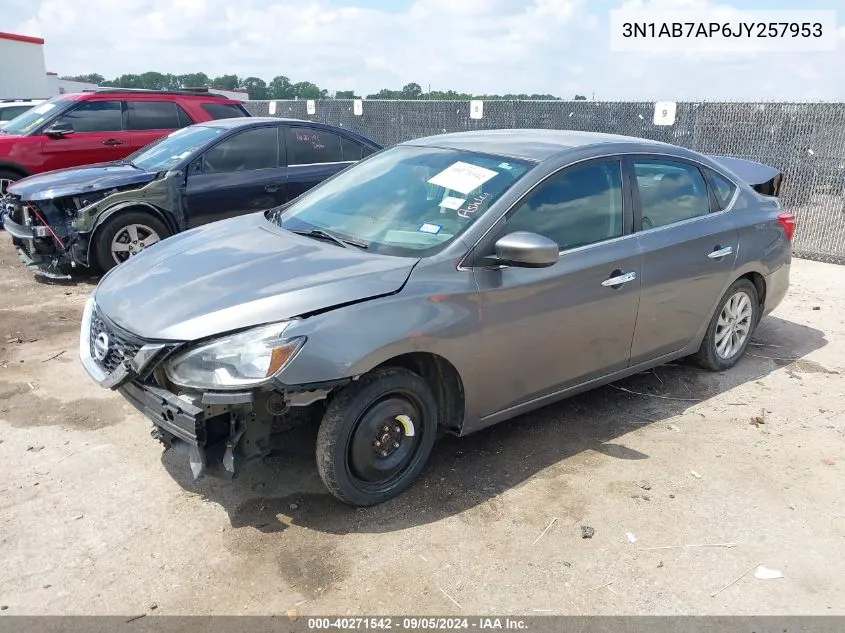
[[79, 297, 337, 479], [3, 169, 179, 280], [77, 212, 422, 482]]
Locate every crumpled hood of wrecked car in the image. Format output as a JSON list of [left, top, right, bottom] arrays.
[[8, 163, 157, 200], [93, 213, 418, 341]]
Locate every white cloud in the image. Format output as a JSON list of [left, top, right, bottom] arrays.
[[11, 0, 845, 100]]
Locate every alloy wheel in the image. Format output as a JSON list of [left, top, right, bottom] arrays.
[[110, 223, 161, 264], [715, 290, 753, 359]]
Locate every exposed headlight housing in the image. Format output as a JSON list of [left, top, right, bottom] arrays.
[[164, 322, 305, 390]]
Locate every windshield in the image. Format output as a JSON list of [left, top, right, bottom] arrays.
[[1, 96, 70, 136], [126, 125, 226, 171], [272, 145, 532, 257]]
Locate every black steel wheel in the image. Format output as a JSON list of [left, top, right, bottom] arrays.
[[316, 366, 438, 506]]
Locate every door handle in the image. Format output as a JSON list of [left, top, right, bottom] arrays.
[[264, 183, 282, 193], [708, 246, 733, 259], [601, 271, 637, 287], [102, 139, 123, 146]]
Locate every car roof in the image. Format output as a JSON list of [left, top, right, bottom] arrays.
[[60, 90, 235, 103], [196, 117, 381, 146], [403, 129, 670, 161], [198, 117, 341, 129]]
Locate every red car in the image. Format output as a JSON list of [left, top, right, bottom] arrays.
[[0, 88, 250, 197]]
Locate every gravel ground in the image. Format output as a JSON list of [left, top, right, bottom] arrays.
[[0, 236, 843, 616]]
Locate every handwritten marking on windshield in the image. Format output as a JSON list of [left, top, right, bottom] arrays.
[[457, 192, 491, 219]]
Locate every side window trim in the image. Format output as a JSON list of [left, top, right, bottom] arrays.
[[703, 166, 740, 212], [501, 156, 632, 254], [176, 104, 194, 128], [625, 154, 715, 234], [278, 125, 287, 168]]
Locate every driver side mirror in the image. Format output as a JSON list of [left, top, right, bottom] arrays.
[[493, 231, 559, 268], [44, 121, 74, 138]]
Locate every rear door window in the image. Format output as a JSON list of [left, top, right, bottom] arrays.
[[632, 159, 711, 230], [55, 100, 123, 133], [127, 101, 192, 130], [286, 127, 344, 164], [202, 126, 279, 174]]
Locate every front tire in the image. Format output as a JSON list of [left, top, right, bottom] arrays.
[[316, 367, 438, 506], [92, 210, 169, 272], [692, 278, 759, 371]]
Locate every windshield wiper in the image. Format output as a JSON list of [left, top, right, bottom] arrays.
[[290, 228, 368, 250]]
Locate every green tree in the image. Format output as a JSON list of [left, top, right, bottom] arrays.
[[268, 75, 295, 99], [335, 90, 360, 99], [212, 74, 240, 90], [401, 82, 422, 99], [177, 72, 210, 88], [60, 73, 104, 85], [239, 77, 268, 99], [138, 72, 172, 90], [366, 88, 402, 99], [573, 94, 587, 100], [108, 74, 144, 88], [291, 81, 324, 99]]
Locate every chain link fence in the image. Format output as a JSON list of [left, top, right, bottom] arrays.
[[246, 99, 845, 264]]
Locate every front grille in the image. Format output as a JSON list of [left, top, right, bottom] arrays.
[[89, 307, 144, 374]]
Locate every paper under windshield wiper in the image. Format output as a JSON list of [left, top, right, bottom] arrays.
[[290, 228, 368, 250]]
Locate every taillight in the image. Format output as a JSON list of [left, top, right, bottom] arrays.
[[777, 212, 796, 241]]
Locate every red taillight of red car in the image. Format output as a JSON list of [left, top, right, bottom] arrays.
[[777, 212, 796, 241]]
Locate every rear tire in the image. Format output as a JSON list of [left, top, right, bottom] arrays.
[[92, 210, 170, 272], [692, 278, 759, 371], [316, 367, 438, 506]]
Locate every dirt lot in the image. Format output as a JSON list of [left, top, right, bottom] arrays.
[[0, 236, 843, 616]]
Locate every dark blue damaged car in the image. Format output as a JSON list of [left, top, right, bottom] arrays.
[[4, 117, 380, 279]]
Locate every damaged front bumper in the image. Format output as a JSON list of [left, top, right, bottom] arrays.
[[118, 380, 257, 479], [79, 299, 338, 480], [2, 199, 85, 280]]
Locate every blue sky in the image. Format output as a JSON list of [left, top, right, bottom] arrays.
[[8, 0, 845, 100]]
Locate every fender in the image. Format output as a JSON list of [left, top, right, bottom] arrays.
[[85, 200, 176, 267], [90, 200, 176, 235]]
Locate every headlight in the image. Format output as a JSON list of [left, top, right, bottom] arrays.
[[164, 322, 305, 390]]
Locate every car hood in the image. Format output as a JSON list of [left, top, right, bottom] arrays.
[[8, 163, 157, 200], [94, 214, 418, 341]]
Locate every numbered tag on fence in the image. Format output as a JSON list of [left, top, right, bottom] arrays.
[[306, 100, 316, 115], [353, 100, 363, 116], [268, 101, 277, 115], [654, 101, 676, 126], [470, 100, 484, 120]]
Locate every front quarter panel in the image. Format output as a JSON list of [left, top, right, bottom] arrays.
[[277, 252, 483, 426]]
